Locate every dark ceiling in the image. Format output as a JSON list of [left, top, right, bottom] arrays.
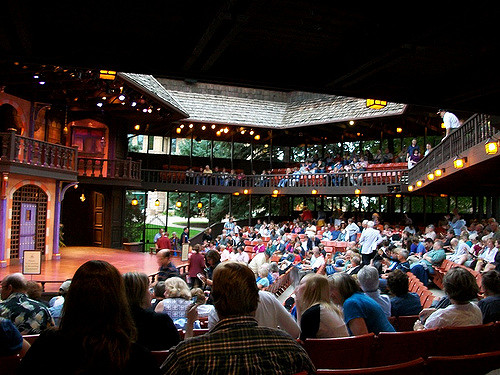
[[2, 1, 500, 116]]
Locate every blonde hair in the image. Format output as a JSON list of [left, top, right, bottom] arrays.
[[298, 273, 343, 318], [164, 277, 191, 300]]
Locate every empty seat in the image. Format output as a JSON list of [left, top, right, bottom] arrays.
[[315, 357, 425, 374], [426, 350, 500, 375], [434, 323, 495, 356], [303, 333, 376, 369]]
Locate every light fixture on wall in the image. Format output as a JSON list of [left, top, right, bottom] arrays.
[[311, 189, 318, 195], [485, 138, 499, 155], [427, 172, 435, 181], [407, 185, 414, 192], [354, 189, 361, 195], [396, 127, 403, 133], [131, 197, 138, 206], [197, 201, 203, 209], [416, 180, 424, 187], [453, 156, 467, 169], [434, 168, 444, 177], [80, 193, 86, 202], [154, 198, 160, 207]]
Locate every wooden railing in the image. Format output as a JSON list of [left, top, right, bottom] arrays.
[[409, 113, 499, 180], [142, 168, 409, 188], [0, 130, 77, 171], [78, 157, 141, 181]]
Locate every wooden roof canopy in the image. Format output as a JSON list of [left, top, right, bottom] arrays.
[[1, 1, 498, 145]]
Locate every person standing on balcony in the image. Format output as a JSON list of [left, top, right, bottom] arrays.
[[438, 109, 460, 139], [406, 139, 420, 169]]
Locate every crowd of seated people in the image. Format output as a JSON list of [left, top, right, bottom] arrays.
[[2, 207, 499, 372]]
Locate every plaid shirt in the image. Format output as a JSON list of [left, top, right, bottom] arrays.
[[161, 316, 315, 375]]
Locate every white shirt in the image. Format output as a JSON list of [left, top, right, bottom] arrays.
[[208, 290, 301, 339], [346, 223, 359, 237], [234, 251, 250, 264], [479, 246, 498, 263], [425, 302, 482, 329], [443, 112, 460, 129], [358, 227, 383, 254]]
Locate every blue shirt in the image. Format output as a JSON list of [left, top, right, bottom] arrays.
[[390, 293, 422, 317], [343, 292, 395, 335]]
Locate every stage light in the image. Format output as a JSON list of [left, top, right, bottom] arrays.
[[366, 99, 387, 109]]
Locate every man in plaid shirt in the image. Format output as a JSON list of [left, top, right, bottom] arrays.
[[161, 261, 315, 374]]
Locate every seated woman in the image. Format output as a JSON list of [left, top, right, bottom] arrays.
[[386, 269, 422, 317], [478, 269, 500, 324], [328, 272, 395, 335], [416, 267, 481, 330], [18, 260, 159, 374], [154, 276, 192, 329], [296, 273, 348, 341], [123, 272, 180, 351]]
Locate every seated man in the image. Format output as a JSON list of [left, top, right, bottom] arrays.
[[387, 269, 422, 317], [156, 249, 180, 281], [161, 261, 315, 374], [410, 240, 446, 286], [0, 273, 54, 334]]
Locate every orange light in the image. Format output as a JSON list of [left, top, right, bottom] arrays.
[[154, 199, 160, 207], [272, 189, 279, 195], [396, 127, 402, 133], [408, 185, 414, 192], [453, 157, 466, 169], [311, 189, 318, 195], [254, 134, 260, 140], [233, 192, 240, 196], [131, 198, 138, 206], [395, 194, 402, 198], [197, 201, 203, 209], [354, 189, 361, 195], [134, 124, 140, 131], [175, 200, 182, 208], [99, 70, 116, 80], [485, 139, 498, 155], [434, 169, 443, 177], [427, 173, 435, 181], [441, 123, 446, 129], [243, 189, 249, 195], [416, 180, 423, 187], [176, 128, 181, 134]]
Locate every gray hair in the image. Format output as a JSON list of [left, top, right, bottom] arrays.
[[358, 265, 380, 292]]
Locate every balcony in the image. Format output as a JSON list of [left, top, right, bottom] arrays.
[[78, 157, 142, 187], [408, 114, 500, 194], [141, 167, 408, 195], [0, 130, 78, 181]]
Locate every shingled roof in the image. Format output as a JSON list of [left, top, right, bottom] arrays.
[[122, 74, 407, 129]]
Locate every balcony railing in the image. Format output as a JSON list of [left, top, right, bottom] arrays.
[[0, 130, 77, 172], [142, 168, 408, 189], [409, 113, 499, 180], [78, 157, 142, 181]]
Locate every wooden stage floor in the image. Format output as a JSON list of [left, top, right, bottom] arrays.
[[0, 247, 183, 292]]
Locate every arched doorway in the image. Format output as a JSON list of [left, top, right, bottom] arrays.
[[10, 185, 48, 261]]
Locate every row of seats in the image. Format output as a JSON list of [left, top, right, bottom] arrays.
[[432, 258, 482, 290], [408, 272, 437, 309], [303, 321, 500, 370]]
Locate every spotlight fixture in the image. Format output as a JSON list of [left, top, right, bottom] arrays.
[[366, 99, 387, 110], [485, 138, 499, 155], [453, 156, 467, 169]]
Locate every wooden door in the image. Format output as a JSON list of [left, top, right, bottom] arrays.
[[93, 192, 104, 247], [19, 203, 37, 259]]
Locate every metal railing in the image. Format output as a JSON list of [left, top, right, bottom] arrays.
[[142, 168, 409, 188], [0, 130, 77, 171], [78, 157, 142, 180], [409, 113, 499, 180]]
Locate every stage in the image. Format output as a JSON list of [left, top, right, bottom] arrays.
[[0, 246, 183, 292]]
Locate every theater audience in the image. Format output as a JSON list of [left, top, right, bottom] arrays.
[[0, 273, 54, 335], [410, 240, 446, 286], [477, 269, 500, 324], [18, 260, 159, 374], [415, 267, 481, 330], [328, 273, 395, 335], [386, 269, 422, 317], [123, 271, 180, 351], [295, 273, 348, 341], [161, 261, 315, 374]]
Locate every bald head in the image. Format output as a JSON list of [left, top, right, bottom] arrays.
[[1, 273, 27, 299]]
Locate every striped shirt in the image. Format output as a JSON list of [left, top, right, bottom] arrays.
[[161, 316, 315, 375]]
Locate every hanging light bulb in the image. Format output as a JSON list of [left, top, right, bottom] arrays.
[[154, 198, 160, 207]]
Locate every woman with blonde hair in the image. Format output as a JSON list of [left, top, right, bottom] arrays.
[[155, 276, 192, 329], [295, 273, 348, 341]]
